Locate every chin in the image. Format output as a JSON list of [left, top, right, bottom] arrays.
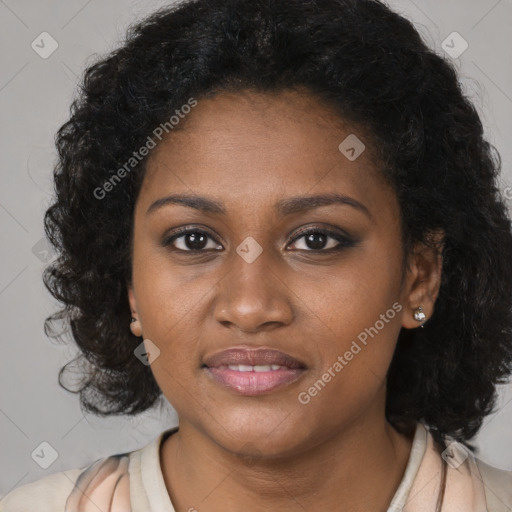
[[206, 411, 312, 459]]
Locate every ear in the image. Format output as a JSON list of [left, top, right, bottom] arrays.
[[127, 285, 143, 337], [128, 285, 137, 316], [401, 229, 444, 329]]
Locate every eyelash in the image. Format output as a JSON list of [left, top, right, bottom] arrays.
[[162, 225, 357, 253]]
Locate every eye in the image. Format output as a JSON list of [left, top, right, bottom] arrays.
[[162, 227, 222, 252], [162, 225, 357, 253], [287, 227, 357, 252]]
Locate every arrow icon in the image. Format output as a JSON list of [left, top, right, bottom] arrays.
[[339, 134, 365, 161], [31, 31, 59, 59], [236, 236, 263, 263], [31, 441, 58, 468], [134, 339, 160, 365], [441, 32, 468, 59]]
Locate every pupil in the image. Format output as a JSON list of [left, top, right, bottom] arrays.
[[187, 232, 207, 250], [306, 232, 326, 250]]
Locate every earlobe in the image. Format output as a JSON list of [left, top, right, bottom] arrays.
[[130, 317, 143, 337]]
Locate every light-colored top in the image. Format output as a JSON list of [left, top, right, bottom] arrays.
[[1, 422, 511, 511]]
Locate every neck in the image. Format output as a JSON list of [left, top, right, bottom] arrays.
[[160, 404, 414, 512]]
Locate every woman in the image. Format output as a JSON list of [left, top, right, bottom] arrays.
[[2, 0, 512, 510]]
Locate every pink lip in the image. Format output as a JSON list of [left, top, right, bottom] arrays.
[[203, 347, 307, 395], [206, 367, 306, 395]]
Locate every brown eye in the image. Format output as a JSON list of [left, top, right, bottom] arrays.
[[288, 227, 357, 252], [163, 228, 222, 252]]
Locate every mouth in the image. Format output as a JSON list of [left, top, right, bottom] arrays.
[[202, 347, 307, 396]]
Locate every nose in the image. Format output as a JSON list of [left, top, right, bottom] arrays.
[[213, 250, 294, 333]]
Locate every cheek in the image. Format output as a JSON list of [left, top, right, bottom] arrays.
[[294, 290, 402, 438], [326, 274, 403, 361], [131, 256, 204, 388], [133, 244, 204, 337], [302, 239, 404, 394], [312, 237, 402, 339]]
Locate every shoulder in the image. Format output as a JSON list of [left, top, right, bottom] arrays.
[[0, 453, 131, 512], [475, 458, 512, 511], [0, 428, 176, 512], [0, 468, 84, 512]]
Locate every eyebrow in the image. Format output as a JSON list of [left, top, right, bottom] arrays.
[[146, 192, 372, 219]]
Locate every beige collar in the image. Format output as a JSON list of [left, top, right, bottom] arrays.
[[65, 422, 490, 511], [391, 423, 488, 511]]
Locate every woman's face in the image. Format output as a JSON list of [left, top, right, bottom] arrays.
[[128, 89, 428, 457]]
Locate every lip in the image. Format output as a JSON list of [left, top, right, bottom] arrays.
[[203, 347, 307, 396]]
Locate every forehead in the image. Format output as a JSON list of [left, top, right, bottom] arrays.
[[138, 89, 395, 219]]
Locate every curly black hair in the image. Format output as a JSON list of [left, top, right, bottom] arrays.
[[43, 0, 512, 451]]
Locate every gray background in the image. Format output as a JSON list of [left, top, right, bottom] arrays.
[[1, 0, 511, 498]]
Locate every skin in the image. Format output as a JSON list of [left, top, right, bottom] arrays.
[[128, 88, 443, 512]]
